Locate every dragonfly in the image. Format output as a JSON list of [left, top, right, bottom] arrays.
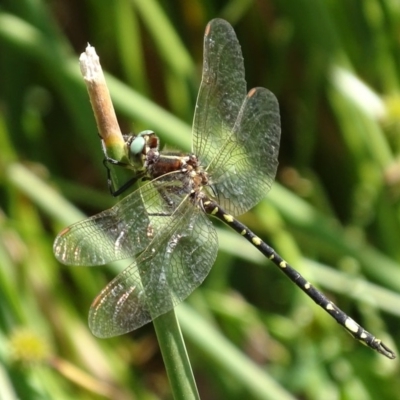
[[54, 19, 395, 359]]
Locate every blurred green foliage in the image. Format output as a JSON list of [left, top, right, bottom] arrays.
[[1, 0, 400, 399]]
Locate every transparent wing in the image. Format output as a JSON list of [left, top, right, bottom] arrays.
[[209, 88, 280, 215], [192, 19, 281, 216], [89, 202, 218, 337], [192, 18, 247, 164], [53, 172, 185, 266]]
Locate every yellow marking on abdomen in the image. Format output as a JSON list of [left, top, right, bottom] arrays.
[[223, 214, 234, 223], [326, 303, 334, 311], [344, 318, 359, 334], [252, 236, 262, 246]]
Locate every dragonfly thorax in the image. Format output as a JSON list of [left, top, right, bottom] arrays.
[[131, 131, 210, 196], [150, 150, 210, 198]]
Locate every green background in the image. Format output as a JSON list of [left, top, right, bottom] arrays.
[[1, 0, 400, 399]]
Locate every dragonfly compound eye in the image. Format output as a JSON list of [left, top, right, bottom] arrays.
[[130, 135, 146, 156]]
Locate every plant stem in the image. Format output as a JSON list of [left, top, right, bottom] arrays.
[[153, 309, 200, 400]]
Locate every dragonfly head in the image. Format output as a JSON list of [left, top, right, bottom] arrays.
[[126, 130, 159, 171]]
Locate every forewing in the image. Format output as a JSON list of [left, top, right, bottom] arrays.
[[192, 18, 247, 165], [89, 202, 218, 337], [53, 173, 183, 266], [192, 20, 281, 216], [209, 87, 281, 215]]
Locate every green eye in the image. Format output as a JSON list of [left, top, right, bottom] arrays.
[[130, 136, 145, 155]]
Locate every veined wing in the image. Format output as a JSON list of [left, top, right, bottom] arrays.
[[209, 87, 280, 216], [89, 199, 218, 337], [53, 172, 187, 266], [192, 19, 281, 216], [192, 18, 246, 165]]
